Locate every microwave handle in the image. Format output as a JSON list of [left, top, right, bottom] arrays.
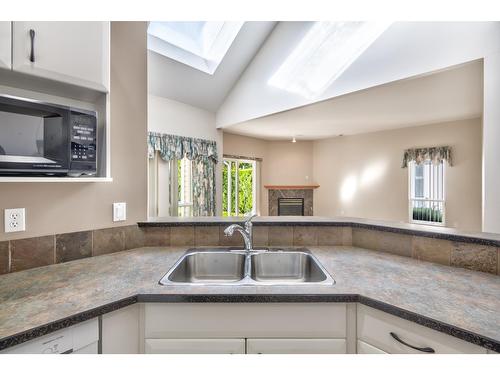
[[29, 29, 35, 63]]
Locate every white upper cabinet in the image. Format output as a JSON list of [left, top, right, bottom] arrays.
[[12, 22, 110, 92], [0, 22, 11, 70]]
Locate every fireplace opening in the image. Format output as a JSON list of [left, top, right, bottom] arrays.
[[278, 198, 304, 216]]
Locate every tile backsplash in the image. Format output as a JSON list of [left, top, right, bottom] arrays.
[[0, 224, 498, 276]]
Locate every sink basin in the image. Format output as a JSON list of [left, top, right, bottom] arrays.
[[163, 251, 246, 284], [250, 252, 329, 283], [159, 249, 334, 285]]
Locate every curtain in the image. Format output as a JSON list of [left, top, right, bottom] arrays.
[[192, 156, 216, 216], [148, 132, 218, 216], [148, 132, 218, 162], [401, 146, 452, 168]]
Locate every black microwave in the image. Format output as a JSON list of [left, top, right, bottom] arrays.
[[0, 95, 97, 176]]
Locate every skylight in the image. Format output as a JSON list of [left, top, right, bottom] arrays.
[[148, 22, 244, 75], [268, 22, 392, 98]]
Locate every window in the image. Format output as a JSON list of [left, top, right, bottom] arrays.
[[148, 154, 193, 217], [409, 161, 445, 225], [148, 22, 244, 74], [223, 158, 257, 216], [177, 158, 193, 217], [268, 22, 391, 98]]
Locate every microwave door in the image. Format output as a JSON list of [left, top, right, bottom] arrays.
[[0, 99, 68, 175], [0, 155, 59, 164]]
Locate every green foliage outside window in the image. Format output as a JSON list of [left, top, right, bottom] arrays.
[[223, 161, 254, 216], [412, 207, 443, 223]]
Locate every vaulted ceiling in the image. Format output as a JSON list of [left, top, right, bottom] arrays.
[[148, 21, 277, 111], [148, 22, 499, 139]]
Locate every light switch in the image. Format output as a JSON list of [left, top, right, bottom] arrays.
[[113, 202, 126, 222]]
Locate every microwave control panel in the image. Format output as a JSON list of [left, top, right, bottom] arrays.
[[70, 113, 97, 163]]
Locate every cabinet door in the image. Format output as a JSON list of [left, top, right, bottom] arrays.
[[247, 339, 346, 354], [102, 304, 140, 354], [357, 340, 387, 354], [0, 22, 11, 69], [145, 339, 246, 354], [12, 21, 109, 91]]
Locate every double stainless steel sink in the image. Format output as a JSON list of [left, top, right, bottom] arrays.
[[159, 248, 335, 286]]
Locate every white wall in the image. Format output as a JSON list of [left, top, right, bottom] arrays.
[[217, 22, 500, 128], [482, 51, 500, 233], [148, 94, 223, 215]]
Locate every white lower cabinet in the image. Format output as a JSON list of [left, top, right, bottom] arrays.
[[144, 303, 346, 339], [357, 305, 487, 354], [0, 21, 11, 70], [73, 341, 99, 354], [0, 318, 98, 354], [2, 302, 491, 354], [247, 339, 346, 354], [143, 303, 349, 354], [101, 304, 140, 354], [145, 339, 245, 354], [357, 340, 388, 354]]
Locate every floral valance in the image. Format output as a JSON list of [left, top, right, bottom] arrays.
[[401, 146, 452, 168], [148, 132, 218, 163]]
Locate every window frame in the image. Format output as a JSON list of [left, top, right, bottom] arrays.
[[177, 158, 193, 217], [223, 157, 257, 217], [408, 160, 446, 226]]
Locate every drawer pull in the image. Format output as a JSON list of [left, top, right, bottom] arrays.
[[390, 332, 435, 353], [29, 29, 35, 62]]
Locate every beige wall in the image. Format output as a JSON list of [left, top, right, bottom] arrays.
[[313, 118, 482, 231], [223, 133, 315, 215], [0, 22, 148, 240]]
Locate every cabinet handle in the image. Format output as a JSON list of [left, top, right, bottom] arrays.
[[390, 332, 435, 353], [29, 29, 35, 62]]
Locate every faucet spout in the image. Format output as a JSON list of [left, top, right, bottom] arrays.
[[224, 214, 256, 251]]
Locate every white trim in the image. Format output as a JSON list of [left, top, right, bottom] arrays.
[[223, 157, 258, 216], [408, 160, 446, 226]]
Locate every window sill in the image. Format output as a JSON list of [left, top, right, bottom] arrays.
[[410, 219, 445, 227]]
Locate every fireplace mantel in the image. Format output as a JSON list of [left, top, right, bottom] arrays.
[[264, 184, 320, 190]]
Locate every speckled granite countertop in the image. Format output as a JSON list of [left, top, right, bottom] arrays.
[[0, 246, 499, 351], [138, 216, 500, 247]]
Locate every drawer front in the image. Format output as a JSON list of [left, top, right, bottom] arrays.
[[247, 339, 346, 354], [1, 329, 73, 354], [357, 339, 388, 354], [357, 305, 486, 354], [72, 341, 99, 354], [145, 339, 245, 354], [145, 303, 346, 339]]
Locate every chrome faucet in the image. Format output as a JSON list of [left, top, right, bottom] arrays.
[[224, 214, 257, 252]]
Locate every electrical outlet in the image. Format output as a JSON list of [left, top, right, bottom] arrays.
[[4, 208, 26, 233], [113, 202, 126, 222]]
